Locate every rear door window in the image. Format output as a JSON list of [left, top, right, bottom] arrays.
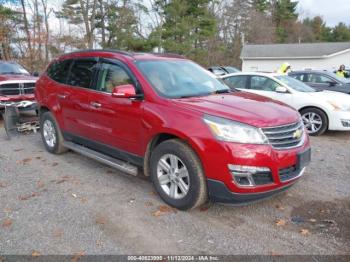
[[306, 73, 333, 84], [47, 60, 72, 84], [67, 59, 99, 89]]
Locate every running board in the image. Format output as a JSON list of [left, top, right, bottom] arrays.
[[63, 141, 138, 176]]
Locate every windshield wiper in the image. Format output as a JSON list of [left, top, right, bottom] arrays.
[[214, 89, 231, 94], [178, 90, 232, 98], [0, 72, 23, 75], [178, 92, 212, 99]]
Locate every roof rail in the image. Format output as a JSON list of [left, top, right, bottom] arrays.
[[62, 50, 185, 59], [149, 52, 186, 59], [63, 49, 133, 57]]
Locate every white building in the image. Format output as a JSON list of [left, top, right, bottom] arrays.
[[241, 42, 350, 72]]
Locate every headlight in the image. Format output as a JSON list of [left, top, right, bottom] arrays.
[[328, 101, 350, 112], [203, 115, 268, 144]]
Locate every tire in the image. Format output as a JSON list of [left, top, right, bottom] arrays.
[[150, 139, 208, 210], [300, 107, 328, 136], [40, 111, 68, 154]]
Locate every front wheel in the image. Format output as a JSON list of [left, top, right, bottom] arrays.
[[300, 108, 328, 136], [150, 139, 208, 210]]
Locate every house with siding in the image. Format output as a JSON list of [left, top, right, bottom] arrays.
[[240, 42, 350, 72]]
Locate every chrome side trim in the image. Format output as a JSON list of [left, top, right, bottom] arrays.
[[63, 141, 138, 176]]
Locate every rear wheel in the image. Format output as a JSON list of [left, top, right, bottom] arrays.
[[40, 111, 67, 154], [300, 108, 328, 136], [150, 139, 208, 210]]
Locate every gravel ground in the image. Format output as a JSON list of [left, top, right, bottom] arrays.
[[0, 118, 349, 255]]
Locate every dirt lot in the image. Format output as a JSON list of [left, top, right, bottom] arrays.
[[0, 118, 349, 255]]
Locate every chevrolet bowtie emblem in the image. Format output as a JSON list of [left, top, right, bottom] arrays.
[[293, 129, 302, 139]]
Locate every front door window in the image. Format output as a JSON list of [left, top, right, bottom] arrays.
[[96, 63, 133, 93], [250, 76, 280, 91]]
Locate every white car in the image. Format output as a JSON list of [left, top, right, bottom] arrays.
[[220, 72, 350, 136]]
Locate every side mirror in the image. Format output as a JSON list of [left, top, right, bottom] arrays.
[[275, 86, 288, 93], [32, 72, 39, 77], [327, 81, 337, 87], [111, 84, 142, 99]]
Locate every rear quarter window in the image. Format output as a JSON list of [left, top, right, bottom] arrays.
[[47, 60, 72, 84]]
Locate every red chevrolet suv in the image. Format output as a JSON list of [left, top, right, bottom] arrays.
[[35, 50, 311, 210], [0, 61, 37, 110]]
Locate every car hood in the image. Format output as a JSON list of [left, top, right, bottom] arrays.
[[307, 90, 350, 103], [338, 83, 350, 90], [172, 92, 300, 128], [0, 74, 38, 82]]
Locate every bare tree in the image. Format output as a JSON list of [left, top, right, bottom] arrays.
[[40, 0, 52, 64], [20, 0, 34, 71], [79, 0, 98, 48], [60, 0, 98, 48]]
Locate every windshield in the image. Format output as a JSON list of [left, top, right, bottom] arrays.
[[136, 60, 230, 98], [224, 66, 240, 73], [276, 75, 316, 92], [0, 62, 30, 75]]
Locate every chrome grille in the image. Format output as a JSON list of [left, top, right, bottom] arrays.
[[0, 84, 20, 95], [262, 121, 304, 150], [23, 83, 36, 94], [0, 82, 35, 95]]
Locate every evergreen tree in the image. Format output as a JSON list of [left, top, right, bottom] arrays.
[[154, 0, 216, 63], [252, 0, 269, 12], [60, 0, 98, 48], [332, 22, 350, 42], [0, 5, 21, 59], [94, 0, 152, 51], [272, 0, 298, 42]]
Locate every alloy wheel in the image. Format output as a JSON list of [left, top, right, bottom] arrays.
[[43, 120, 56, 148], [156, 154, 190, 199], [302, 112, 323, 134]]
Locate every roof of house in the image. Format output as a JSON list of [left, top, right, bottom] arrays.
[[241, 42, 350, 59]]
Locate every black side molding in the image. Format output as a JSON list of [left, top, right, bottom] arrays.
[[63, 132, 144, 167]]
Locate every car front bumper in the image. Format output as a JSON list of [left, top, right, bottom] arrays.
[[193, 133, 311, 204], [0, 100, 37, 110], [328, 110, 350, 131], [207, 168, 305, 205]]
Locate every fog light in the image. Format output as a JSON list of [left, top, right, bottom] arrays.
[[341, 119, 350, 127], [228, 165, 271, 187]]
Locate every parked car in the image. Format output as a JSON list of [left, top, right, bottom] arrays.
[[208, 66, 240, 76], [345, 67, 350, 78], [36, 50, 311, 210], [289, 70, 350, 94], [0, 61, 37, 111], [221, 72, 350, 136]]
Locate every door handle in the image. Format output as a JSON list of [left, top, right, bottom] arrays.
[[90, 101, 101, 108], [57, 94, 68, 99]]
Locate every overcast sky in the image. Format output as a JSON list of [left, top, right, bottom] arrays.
[[298, 0, 350, 26]]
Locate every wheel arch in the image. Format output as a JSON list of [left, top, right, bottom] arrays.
[[298, 106, 329, 129], [143, 131, 203, 177], [38, 105, 50, 116]]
